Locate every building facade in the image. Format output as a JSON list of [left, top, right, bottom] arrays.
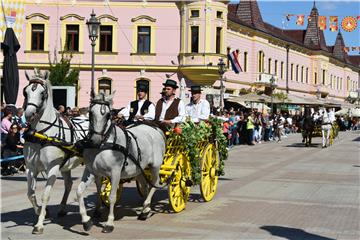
[[1, 0, 359, 109]]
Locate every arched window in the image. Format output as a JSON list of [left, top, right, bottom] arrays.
[[98, 78, 112, 95], [136, 78, 150, 99]]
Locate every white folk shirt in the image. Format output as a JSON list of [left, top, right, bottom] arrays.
[[185, 99, 210, 123], [119, 99, 155, 120], [159, 98, 185, 123], [328, 110, 336, 123]]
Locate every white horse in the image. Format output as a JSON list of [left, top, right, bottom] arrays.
[[23, 69, 89, 234], [77, 92, 166, 233]]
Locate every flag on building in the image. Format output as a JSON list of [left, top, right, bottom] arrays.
[[296, 15, 304, 26], [329, 16, 338, 32], [318, 16, 327, 30], [228, 50, 242, 74], [341, 16, 357, 32]]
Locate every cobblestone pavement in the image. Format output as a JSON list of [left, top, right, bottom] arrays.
[[1, 131, 359, 240]]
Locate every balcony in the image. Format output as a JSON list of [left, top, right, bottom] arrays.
[[178, 53, 226, 86]]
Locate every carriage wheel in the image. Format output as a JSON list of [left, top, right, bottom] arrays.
[[100, 177, 123, 207], [200, 143, 219, 202], [168, 153, 191, 213], [136, 169, 153, 198]]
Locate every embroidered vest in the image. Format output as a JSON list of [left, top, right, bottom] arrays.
[[155, 98, 180, 121], [129, 100, 152, 121]]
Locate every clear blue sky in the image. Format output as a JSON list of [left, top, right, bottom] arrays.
[[230, 0, 360, 55]]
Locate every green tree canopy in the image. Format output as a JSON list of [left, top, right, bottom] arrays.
[[48, 53, 80, 86]]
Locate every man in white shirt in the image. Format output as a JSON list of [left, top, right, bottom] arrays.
[[328, 108, 336, 123], [154, 79, 185, 125], [185, 86, 210, 122], [118, 82, 155, 125], [321, 108, 332, 148]]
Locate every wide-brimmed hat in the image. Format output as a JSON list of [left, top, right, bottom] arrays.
[[189, 85, 202, 94], [137, 82, 149, 93], [162, 79, 178, 89]]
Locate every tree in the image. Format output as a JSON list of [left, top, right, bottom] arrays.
[[48, 52, 80, 86]]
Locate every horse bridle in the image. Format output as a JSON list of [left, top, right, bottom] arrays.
[[23, 79, 49, 113], [88, 98, 113, 138]]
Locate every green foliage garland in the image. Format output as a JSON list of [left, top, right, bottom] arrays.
[[168, 117, 228, 185]]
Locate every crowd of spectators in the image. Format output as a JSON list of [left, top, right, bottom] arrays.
[[216, 107, 358, 149]]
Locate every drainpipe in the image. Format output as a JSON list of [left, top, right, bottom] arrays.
[[286, 45, 290, 93]]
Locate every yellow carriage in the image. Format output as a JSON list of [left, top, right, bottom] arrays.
[[312, 122, 339, 146], [100, 119, 225, 212]]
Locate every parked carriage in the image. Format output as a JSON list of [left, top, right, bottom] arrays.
[[100, 123, 221, 213]]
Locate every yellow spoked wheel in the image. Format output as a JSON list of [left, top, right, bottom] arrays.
[[100, 177, 123, 207], [168, 153, 191, 213], [200, 143, 219, 202], [136, 169, 153, 198]]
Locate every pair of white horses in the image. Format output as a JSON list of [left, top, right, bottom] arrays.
[[22, 70, 165, 234]]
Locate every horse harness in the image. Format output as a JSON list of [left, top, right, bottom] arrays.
[[88, 98, 143, 169], [23, 79, 87, 168]]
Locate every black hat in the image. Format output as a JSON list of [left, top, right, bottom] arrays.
[[189, 85, 202, 94], [137, 82, 148, 93], [162, 79, 178, 89]]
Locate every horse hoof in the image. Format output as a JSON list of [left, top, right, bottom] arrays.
[[57, 210, 67, 218], [102, 225, 114, 233], [32, 226, 44, 235], [83, 219, 93, 231], [138, 211, 150, 221]]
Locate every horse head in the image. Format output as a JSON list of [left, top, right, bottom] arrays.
[[88, 91, 116, 145], [23, 69, 51, 123]]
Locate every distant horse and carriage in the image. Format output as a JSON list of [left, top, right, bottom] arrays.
[[301, 107, 339, 147], [21, 69, 224, 234]]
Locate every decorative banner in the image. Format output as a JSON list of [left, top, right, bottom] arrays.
[[307, 15, 312, 22], [329, 16, 339, 32], [0, 0, 25, 42], [351, 47, 357, 51], [318, 16, 327, 30], [296, 14, 304, 26], [343, 47, 349, 53], [341, 16, 357, 32], [286, 14, 294, 21]]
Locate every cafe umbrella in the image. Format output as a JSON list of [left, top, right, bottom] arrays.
[[1, 28, 20, 111]]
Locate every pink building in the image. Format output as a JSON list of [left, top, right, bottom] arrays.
[[1, 0, 359, 109]]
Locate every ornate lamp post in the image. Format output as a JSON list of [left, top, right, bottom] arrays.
[[270, 76, 275, 114], [218, 58, 226, 113], [86, 10, 100, 99]]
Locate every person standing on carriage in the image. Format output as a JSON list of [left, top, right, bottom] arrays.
[[154, 79, 185, 126], [321, 108, 332, 148], [118, 82, 155, 126], [185, 86, 210, 123]]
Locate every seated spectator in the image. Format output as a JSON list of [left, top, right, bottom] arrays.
[[1, 108, 13, 142], [1, 123, 23, 175]]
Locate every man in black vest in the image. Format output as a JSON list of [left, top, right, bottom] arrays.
[[118, 82, 155, 126]]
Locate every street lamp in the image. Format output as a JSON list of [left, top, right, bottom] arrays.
[[270, 76, 275, 114], [86, 10, 100, 99], [218, 58, 226, 113]]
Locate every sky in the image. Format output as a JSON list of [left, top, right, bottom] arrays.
[[230, 0, 360, 55]]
